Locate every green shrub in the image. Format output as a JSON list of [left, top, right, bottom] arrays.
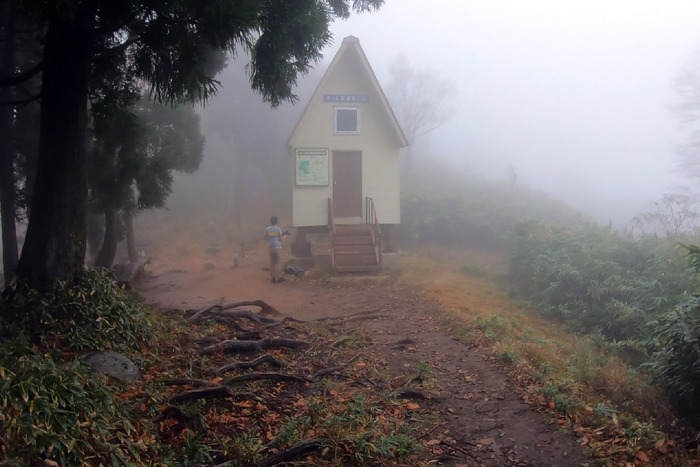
[[1, 268, 153, 352], [648, 296, 700, 418], [0, 268, 157, 464], [506, 220, 695, 342], [0, 338, 148, 465]]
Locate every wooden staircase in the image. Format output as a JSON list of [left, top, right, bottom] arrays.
[[329, 198, 382, 272]]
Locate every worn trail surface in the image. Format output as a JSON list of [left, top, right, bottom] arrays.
[[135, 243, 589, 466]]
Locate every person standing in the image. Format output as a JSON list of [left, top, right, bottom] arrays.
[[264, 216, 286, 283]]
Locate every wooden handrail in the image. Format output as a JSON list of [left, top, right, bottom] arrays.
[[328, 197, 336, 235], [365, 197, 382, 266], [328, 198, 336, 269]]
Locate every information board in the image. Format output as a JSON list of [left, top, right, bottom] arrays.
[[295, 149, 329, 186]]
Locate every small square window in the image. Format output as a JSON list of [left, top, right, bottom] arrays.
[[334, 107, 360, 134]]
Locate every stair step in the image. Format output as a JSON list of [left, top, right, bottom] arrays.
[[335, 254, 379, 266], [335, 246, 376, 255], [334, 264, 381, 272], [334, 225, 373, 235], [330, 222, 381, 272], [334, 236, 373, 246]]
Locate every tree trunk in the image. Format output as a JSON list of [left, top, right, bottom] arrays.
[[0, 3, 19, 285], [94, 203, 119, 269], [15, 11, 94, 291], [124, 211, 138, 262], [0, 147, 18, 286]]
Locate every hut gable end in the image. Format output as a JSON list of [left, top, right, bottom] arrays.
[[289, 35, 405, 229]]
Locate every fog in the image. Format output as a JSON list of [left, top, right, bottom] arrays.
[[170, 1, 700, 228], [322, 0, 700, 225]]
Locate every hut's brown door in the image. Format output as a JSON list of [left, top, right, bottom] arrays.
[[332, 151, 362, 217]]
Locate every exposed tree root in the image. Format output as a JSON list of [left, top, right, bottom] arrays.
[[263, 315, 304, 329], [394, 389, 429, 400], [230, 331, 262, 340], [311, 355, 360, 381], [226, 372, 310, 384], [168, 385, 233, 404], [196, 338, 309, 356], [207, 309, 277, 324], [310, 365, 343, 381], [216, 354, 284, 374], [223, 359, 358, 384], [187, 300, 282, 323], [163, 378, 218, 387], [314, 309, 388, 326], [259, 437, 329, 467]]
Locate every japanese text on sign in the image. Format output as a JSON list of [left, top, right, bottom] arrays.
[[324, 94, 368, 103]]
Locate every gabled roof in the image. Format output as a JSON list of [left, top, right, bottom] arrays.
[[288, 35, 407, 148]]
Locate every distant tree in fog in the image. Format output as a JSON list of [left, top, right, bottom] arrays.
[[88, 98, 204, 268], [628, 193, 700, 237], [385, 54, 457, 165], [190, 62, 323, 219], [2, 0, 383, 291]]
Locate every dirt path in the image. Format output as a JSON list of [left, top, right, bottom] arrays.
[[134, 243, 590, 466]]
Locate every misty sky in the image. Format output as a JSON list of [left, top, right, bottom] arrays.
[[324, 0, 700, 224]]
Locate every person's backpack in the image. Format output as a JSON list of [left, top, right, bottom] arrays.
[[284, 263, 305, 277]]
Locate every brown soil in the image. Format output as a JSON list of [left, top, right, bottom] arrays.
[[134, 239, 591, 466]]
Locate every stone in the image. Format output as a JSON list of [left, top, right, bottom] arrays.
[[80, 350, 142, 381]]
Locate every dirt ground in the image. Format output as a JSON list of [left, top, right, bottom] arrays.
[[134, 239, 591, 466]]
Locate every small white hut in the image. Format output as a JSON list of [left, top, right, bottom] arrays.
[[288, 36, 407, 271]]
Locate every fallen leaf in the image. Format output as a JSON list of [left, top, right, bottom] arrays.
[[635, 450, 650, 463], [654, 438, 668, 454]]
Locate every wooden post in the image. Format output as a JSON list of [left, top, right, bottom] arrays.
[[383, 224, 397, 253], [291, 227, 312, 257]]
